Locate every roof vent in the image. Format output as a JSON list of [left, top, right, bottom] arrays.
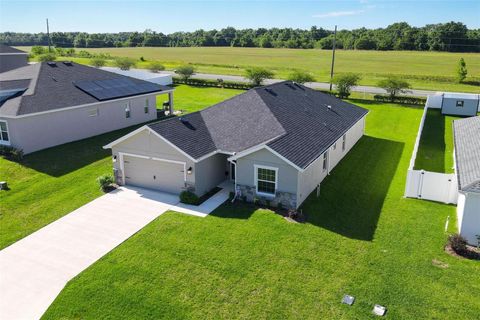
[[179, 117, 196, 130], [327, 105, 332, 110], [47, 61, 57, 67], [63, 61, 73, 66], [264, 88, 277, 96]]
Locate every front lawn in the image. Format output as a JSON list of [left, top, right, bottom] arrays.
[[42, 101, 480, 319], [414, 109, 459, 173]]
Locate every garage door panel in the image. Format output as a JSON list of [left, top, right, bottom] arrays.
[[123, 156, 185, 194]]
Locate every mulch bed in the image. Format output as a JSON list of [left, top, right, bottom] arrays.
[[445, 244, 480, 260]]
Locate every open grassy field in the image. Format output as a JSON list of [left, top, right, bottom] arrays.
[[18, 46, 480, 93], [41, 101, 480, 319], [414, 109, 459, 173]]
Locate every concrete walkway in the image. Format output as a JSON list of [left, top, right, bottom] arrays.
[[0, 185, 229, 320]]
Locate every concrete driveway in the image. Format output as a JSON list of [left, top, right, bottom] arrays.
[[0, 187, 179, 320]]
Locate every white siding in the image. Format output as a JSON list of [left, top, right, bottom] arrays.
[[457, 192, 480, 246]]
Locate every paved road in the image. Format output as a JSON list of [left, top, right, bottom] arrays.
[[159, 70, 437, 97]]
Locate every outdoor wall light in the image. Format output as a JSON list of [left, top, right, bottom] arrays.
[[187, 167, 193, 175], [112, 155, 117, 162]]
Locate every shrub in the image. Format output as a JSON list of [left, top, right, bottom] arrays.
[[179, 190, 199, 205], [140, 56, 146, 62], [245, 67, 274, 86], [333, 73, 361, 98], [114, 57, 136, 70], [287, 70, 315, 84], [0, 145, 23, 161], [172, 77, 253, 90], [373, 94, 426, 106], [448, 233, 468, 255], [77, 50, 92, 58], [175, 65, 195, 81], [97, 174, 114, 192], [456, 58, 467, 83], [37, 53, 57, 62], [377, 76, 411, 101], [31, 45, 46, 56], [90, 57, 106, 68], [148, 61, 165, 73]]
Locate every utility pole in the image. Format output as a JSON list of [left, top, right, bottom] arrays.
[[46, 18, 51, 52], [329, 25, 337, 92]]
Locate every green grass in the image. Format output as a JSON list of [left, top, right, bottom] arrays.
[[0, 86, 239, 250], [162, 84, 244, 114], [414, 109, 459, 173], [42, 101, 480, 319], [19, 46, 480, 93]]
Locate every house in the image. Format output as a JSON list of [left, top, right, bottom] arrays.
[[0, 61, 174, 154], [104, 81, 368, 209], [101, 67, 173, 86], [427, 92, 479, 117], [453, 116, 480, 245], [0, 45, 28, 73]]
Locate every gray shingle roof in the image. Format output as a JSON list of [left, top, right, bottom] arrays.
[[0, 62, 171, 116], [453, 116, 480, 193], [148, 81, 368, 169], [0, 44, 27, 54]]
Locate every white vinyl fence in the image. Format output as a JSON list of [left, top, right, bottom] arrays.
[[404, 102, 458, 204]]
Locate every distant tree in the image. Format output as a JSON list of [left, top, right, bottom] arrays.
[[31, 46, 45, 56], [114, 57, 136, 70], [90, 56, 106, 68], [377, 76, 411, 100], [245, 67, 274, 86], [456, 58, 468, 83], [37, 53, 57, 62], [287, 70, 315, 84], [175, 65, 195, 81], [148, 61, 165, 73], [333, 73, 361, 98]]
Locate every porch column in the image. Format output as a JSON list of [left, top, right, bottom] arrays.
[[168, 91, 174, 115]]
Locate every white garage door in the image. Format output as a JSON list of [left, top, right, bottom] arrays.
[[123, 155, 185, 194]]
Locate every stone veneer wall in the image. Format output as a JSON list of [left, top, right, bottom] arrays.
[[237, 184, 297, 209]]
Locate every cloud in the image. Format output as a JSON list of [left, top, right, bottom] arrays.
[[312, 9, 366, 18]]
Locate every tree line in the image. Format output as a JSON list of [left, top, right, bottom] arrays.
[[1, 22, 479, 52]]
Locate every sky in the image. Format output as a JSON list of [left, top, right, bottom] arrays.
[[1, 0, 479, 33]]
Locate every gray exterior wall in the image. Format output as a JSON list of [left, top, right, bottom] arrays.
[[457, 191, 480, 246], [235, 115, 366, 209], [194, 153, 230, 196], [441, 97, 479, 116], [297, 116, 365, 205], [111, 127, 195, 190], [0, 54, 28, 73], [2, 93, 160, 154]]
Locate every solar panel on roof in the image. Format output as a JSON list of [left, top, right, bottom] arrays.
[[0, 88, 27, 106], [73, 78, 162, 101]]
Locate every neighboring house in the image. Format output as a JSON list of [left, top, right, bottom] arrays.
[[104, 81, 368, 209], [101, 67, 173, 86], [453, 116, 480, 245], [0, 45, 28, 73], [0, 61, 174, 154], [427, 92, 480, 117]]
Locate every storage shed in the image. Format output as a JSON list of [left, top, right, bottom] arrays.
[[440, 93, 479, 117]]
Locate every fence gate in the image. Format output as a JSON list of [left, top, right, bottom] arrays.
[[405, 170, 458, 204]]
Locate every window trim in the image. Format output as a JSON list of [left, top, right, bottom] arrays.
[[322, 152, 328, 172], [0, 120, 10, 145], [456, 100, 464, 108], [342, 134, 347, 151], [144, 98, 150, 114], [254, 164, 278, 197], [125, 102, 131, 118]]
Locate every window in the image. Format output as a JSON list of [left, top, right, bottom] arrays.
[[456, 100, 464, 107], [255, 165, 277, 196], [342, 134, 347, 151], [144, 99, 149, 114], [125, 102, 131, 118], [322, 152, 328, 172], [0, 121, 9, 144], [88, 108, 98, 117]]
